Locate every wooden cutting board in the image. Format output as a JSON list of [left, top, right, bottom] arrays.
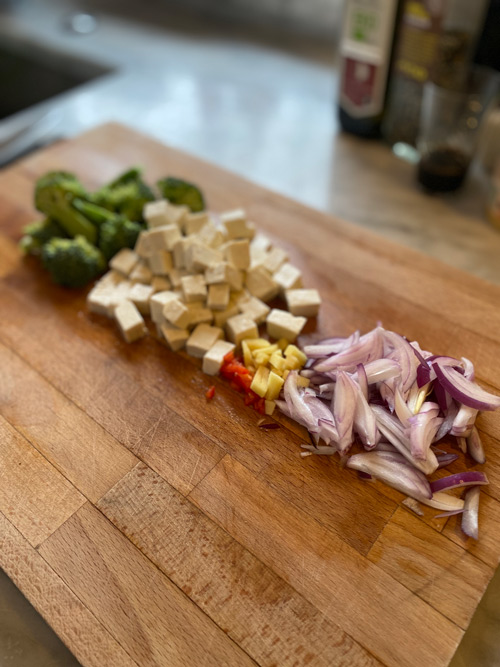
[[1, 123, 500, 667]]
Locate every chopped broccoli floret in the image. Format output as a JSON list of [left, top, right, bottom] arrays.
[[90, 167, 155, 222], [19, 218, 67, 255], [34, 171, 98, 244], [156, 177, 205, 212], [41, 236, 106, 288], [98, 216, 142, 261]]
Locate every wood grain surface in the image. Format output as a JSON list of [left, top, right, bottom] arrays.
[[1, 122, 500, 666]]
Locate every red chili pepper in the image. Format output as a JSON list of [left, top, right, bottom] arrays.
[[205, 386, 216, 400]]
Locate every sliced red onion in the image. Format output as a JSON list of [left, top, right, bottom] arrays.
[[333, 371, 356, 453], [345, 374, 378, 449], [383, 331, 418, 394], [394, 383, 413, 425], [402, 497, 424, 516], [346, 451, 432, 501], [300, 444, 338, 456], [462, 486, 480, 540], [314, 327, 383, 373], [433, 362, 500, 411], [356, 363, 369, 401], [379, 381, 395, 412], [419, 492, 465, 512], [434, 400, 459, 441], [430, 471, 489, 494], [303, 331, 360, 358], [436, 453, 459, 469], [377, 421, 438, 475], [374, 441, 399, 452], [283, 373, 317, 431], [303, 393, 335, 428], [451, 403, 478, 437], [434, 508, 465, 519], [358, 359, 400, 384], [358, 471, 373, 480], [406, 402, 441, 460], [466, 426, 486, 465], [457, 437, 467, 454], [462, 357, 475, 381], [317, 419, 339, 444]]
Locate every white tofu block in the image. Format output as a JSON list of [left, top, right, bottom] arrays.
[[263, 247, 288, 273], [88, 276, 134, 317], [148, 250, 173, 276], [238, 296, 270, 325], [186, 243, 223, 272], [186, 303, 213, 327], [145, 224, 182, 252], [250, 245, 268, 269], [183, 211, 210, 236], [224, 240, 250, 270], [151, 276, 171, 293], [203, 340, 236, 375], [165, 204, 189, 229], [181, 274, 207, 303], [172, 237, 195, 269], [114, 300, 147, 343], [273, 262, 303, 292], [196, 222, 224, 248], [213, 303, 239, 328], [150, 290, 178, 323], [168, 268, 190, 288], [251, 233, 272, 252], [285, 288, 321, 317], [221, 209, 255, 240], [245, 266, 279, 302], [163, 298, 191, 329], [129, 282, 155, 315], [266, 309, 306, 342], [87, 288, 114, 317], [186, 324, 224, 358], [109, 248, 139, 276], [129, 260, 153, 285], [144, 200, 171, 228], [134, 230, 153, 258], [226, 314, 258, 346], [160, 323, 189, 351], [232, 289, 251, 307], [207, 283, 230, 311], [205, 262, 243, 291]]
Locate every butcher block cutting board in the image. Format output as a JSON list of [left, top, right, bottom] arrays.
[[1, 123, 500, 667]]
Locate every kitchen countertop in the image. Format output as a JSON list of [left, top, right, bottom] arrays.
[[0, 2, 499, 666]]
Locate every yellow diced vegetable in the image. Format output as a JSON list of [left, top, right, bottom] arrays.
[[284, 344, 307, 366], [282, 369, 290, 381], [265, 400, 276, 415], [246, 338, 270, 350], [242, 341, 253, 368], [254, 352, 271, 366], [250, 365, 270, 398], [296, 376, 310, 388], [277, 338, 289, 351], [269, 350, 287, 372], [266, 371, 284, 400], [284, 356, 301, 370]]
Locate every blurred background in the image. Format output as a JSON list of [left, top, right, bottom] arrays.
[[1, 0, 500, 665]]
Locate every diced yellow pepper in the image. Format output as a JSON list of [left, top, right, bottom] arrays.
[[269, 350, 287, 372], [246, 338, 270, 350], [282, 369, 290, 381], [253, 352, 271, 366], [266, 371, 284, 400], [284, 356, 301, 370], [250, 365, 270, 398], [296, 376, 310, 388], [277, 338, 289, 351], [258, 343, 278, 355], [284, 344, 307, 366], [242, 341, 253, 368], [265, 400, 276, 415]]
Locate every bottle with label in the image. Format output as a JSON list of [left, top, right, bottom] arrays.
[[338, 0, 402, 138]]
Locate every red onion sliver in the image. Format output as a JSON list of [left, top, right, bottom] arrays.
[[314, 327, 383, 373], [436, 453, 459, 469], [430, 471, 489, 494], [333, 371, 356, 453], [433, 362, 500, 411], [356, 363, 369, 401], [434, 508, 465, 519], [419, 492, 465, 512], [466, 426, 486, 465], [462, 486, 480, 540]]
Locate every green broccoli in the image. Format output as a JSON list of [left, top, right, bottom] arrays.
[[156, 177, 205, 212], [41, 236, 106, 288], [34, 171, 98, 244], [98, 216, 142, 261], [19, 218, 67, 255], [90, 167, 155, 222]]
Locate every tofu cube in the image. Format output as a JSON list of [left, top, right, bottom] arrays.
[[151, 276, 171, 292], [150, 291, 178, 323], [245, 266, 279, 302], [266, 309, 306, 342], [183, 211, 210, 236], [168, 268, 190, 288], [165, 204, 189, 229], [109, 248, 139, 276], [88, 275, 134, 317], [213, 303, 240, 328], [186, 243, 223, 272], [285, 288, 321, 317], [172, 237, 195, 269], [87, 288, 114, 317], [186, 303, 214, 327], [186, 324, 224, 358], [226, 314, 258, 346], [196, 222, 224, 248], [221, 209, 255, 240], [266, 371, 284, 400], [181, 274, 207, 303], [134, 230, 153, 258], [160, 323, 189, 351], [273, 262, 303, 292], [128, 282, 155, 315], [114, 300, 147, 343], [207, 283, 230, 311], [146, 224, 182, 252], [148, 250, 173, 276], [224, 240, 250, 270], [250, 246, 268, 269], [129, 260, 153, 285], [251, 233, 272, 252], [144, 200, 171, 228], [263, 247, 288, 273], [238, 296, 270, 325], [250, 366, 270, 398], [202, 340, 236, 375], [163, 298, 191, 329], [205, 262, 243, 291]]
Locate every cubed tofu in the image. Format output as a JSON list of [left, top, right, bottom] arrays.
[[202, 340, 236, 375], [186, 324, 224, 358], [165, 204, 189, 229], [221, 209, 255, 240], [273, 262, 303, 292], [249, 246, 268, 269], [183, 211, 210, 236], [114, 300, 147, 343], [134, 230, 153, 258], [151, 276, 171, 292], [251, 233, 272, 252], [145, 224, 182, 252], [128, 282, 155, 315], [205, 262, 242, 291], [238, 296, 270, 325], [186, 303, 213, 327], [196, 222, 224, 248], [266, 371, 284, 400], [224, 239, 250, 270], [181, 274, 207, 303], [250, 366, 270, 398], [159, 322, 189, 351], [148, 250, 173, 276], [245, 266, 279, 302], [87, 288, 114, 317], [285, 288, 321, 317], [144, 200, 171, 228], [172, 237, 195, 269], [263, 247, 288, 273], [207, 283, 230, 311], [89, 277, 133, 317], [213, 303, 239, 328], [109, 248, 139, 276], [150, 290, 178, 323], [226, 314, 258, 346], [266, 309, 306, 342], [186, 243, 223, 272], [163, 298, 191, 329], [129, 260, 153, 285], [168, 268, 190, 288]]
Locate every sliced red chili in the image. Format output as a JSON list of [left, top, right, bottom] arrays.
[[205, 386, 216, 400]]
